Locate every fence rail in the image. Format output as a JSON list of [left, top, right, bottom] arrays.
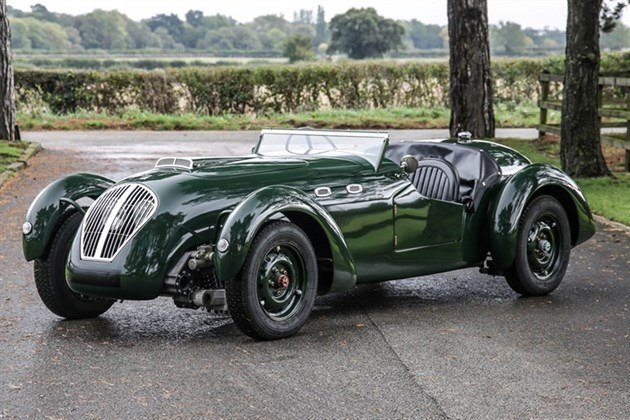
[[537, 71, 629, 171]]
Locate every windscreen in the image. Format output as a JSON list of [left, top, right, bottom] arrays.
[[256, 130, 389, 170]]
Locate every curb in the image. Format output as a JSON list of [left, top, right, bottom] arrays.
[[593, 215, 630, 235], [0, 141, 42, 191]]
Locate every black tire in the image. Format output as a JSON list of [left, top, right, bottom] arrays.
[[34, 211, 114, 319], [226, 221, 318, 340], [505, 195, 571, 296]]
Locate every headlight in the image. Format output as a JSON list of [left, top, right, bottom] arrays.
[[22, 222, 33, 235]]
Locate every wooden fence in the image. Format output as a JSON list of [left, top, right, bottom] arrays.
[[537, 71, 629, 171]]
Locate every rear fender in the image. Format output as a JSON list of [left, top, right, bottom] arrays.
[[214, 186, 357, 292], [489, 164, 595, 271], [22, 173, 115, 261]]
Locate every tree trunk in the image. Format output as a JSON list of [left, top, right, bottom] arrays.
[[0, 0, 15, 141], [447, 0, 495, 139], [561, 0, 610, 177]]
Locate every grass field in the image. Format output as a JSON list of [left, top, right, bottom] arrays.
[[494, 138, 630, 225], [17, 103, 549, 131], [0, 141, 28, 173]]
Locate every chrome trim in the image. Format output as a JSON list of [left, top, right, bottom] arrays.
[[346, 184, 363, 194], [156, 157, 194, 170], [314, 187, 332, 197], [260, 128, 388, 139], [80, 184, 158, 262]]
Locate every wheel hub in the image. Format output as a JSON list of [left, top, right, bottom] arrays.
[[276, 273, 290, 289], [257, 244, 306, 321], [526, 216, 562, 281], [539, 240, 551, 253]]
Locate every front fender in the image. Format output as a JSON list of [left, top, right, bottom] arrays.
[[489, 164, 595, 271], [214, 186, 357, 292], [22, 173, 115, 261]]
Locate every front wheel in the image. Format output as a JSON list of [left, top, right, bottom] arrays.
[[226, 221, 318, 340], [505, 195, 571, 296], [34, 211, 114, 319]]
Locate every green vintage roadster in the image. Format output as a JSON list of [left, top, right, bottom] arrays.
[[22, 129, 595, 339]]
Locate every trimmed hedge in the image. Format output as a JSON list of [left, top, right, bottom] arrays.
[[15, 53, 629, 115]]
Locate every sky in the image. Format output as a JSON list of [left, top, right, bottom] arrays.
[[7, 0, 630, 30]]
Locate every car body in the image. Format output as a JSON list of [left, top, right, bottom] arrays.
[[22, 129, 596, 339]]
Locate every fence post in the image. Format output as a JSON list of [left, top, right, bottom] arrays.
[[538, 70, 549, 139]]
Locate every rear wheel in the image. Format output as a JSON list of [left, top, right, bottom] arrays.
[[226, 221, 318, 340], [34, 211, 114, 319], [505, 195, 571, 296]]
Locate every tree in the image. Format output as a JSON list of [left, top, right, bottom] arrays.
[[490, 21, 534, 55], [328, 8, 404, 59], [283, 34, 314, 63], [560, 0, 620, 177], [447, 0, 495, 138], [0, 0, 15, 141], [145, 13, 185, 43], [405, 20, 444, 50], [75, 10, 129, 50], [314, 5, 328, 46]]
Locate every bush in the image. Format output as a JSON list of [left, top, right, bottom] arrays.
[[15, 53, 629, 115]]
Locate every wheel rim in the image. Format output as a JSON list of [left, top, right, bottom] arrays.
[[526, 214, 562, 281], [256, 243, 307, 321]]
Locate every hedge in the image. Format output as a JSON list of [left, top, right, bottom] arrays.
[[15, 53, 629, 115]]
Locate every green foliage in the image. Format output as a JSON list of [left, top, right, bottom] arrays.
[[314, 6, 329, 47], [402, 20, 444, 50], [494, 138, 630, 225], [13, 53, 629, 116], [7, 5, 629, 55], [0, 141, 28, 173], [576, 174, 630, 225], [17, 105, 546, 132], [75, 10, 132, 50], [491, 22, 534, 55], [328, 8, 404, 59], [9, 17, 79, 51], [283, 35, 315, 63]]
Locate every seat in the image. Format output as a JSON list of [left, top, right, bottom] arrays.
[[409, 158, 460, 202]]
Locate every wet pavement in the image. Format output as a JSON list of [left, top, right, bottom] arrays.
[[0, 131, 628, 418]]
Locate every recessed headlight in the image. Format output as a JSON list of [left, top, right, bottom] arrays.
[[217, 238, 229, 253], [22, 222, 33, 235]]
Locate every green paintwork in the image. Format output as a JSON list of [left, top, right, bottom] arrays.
[[23, 138, 596, 301], [215, 185, 357, 292], [489, 163, 595, 271], [22, 173, 114, 261]]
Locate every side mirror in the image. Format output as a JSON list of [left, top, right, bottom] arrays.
[[400, 155, 419, 174]]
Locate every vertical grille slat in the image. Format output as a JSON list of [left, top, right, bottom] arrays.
[[102, 186, 143, 258], [80, 184, 157, 262], [83, 186, 127, 257]]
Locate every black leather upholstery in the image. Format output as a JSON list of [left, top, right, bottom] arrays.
[[409, 159, 459, 202]]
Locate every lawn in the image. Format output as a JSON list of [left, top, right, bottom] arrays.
[[494, 138, 630, 226], [0, 140, 28, 173], [16, 103, 544, 131]]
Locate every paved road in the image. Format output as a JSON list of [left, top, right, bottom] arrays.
[[0, 131, 628, 418]]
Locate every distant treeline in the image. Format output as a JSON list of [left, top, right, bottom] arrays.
[[7, 4, 629, 57], [14, 53, 629, 116]]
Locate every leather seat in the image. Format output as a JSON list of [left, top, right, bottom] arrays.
[[409, 158, 460, 202]]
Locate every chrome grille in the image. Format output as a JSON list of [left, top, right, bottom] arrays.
[[81, 184, 157, 261]]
